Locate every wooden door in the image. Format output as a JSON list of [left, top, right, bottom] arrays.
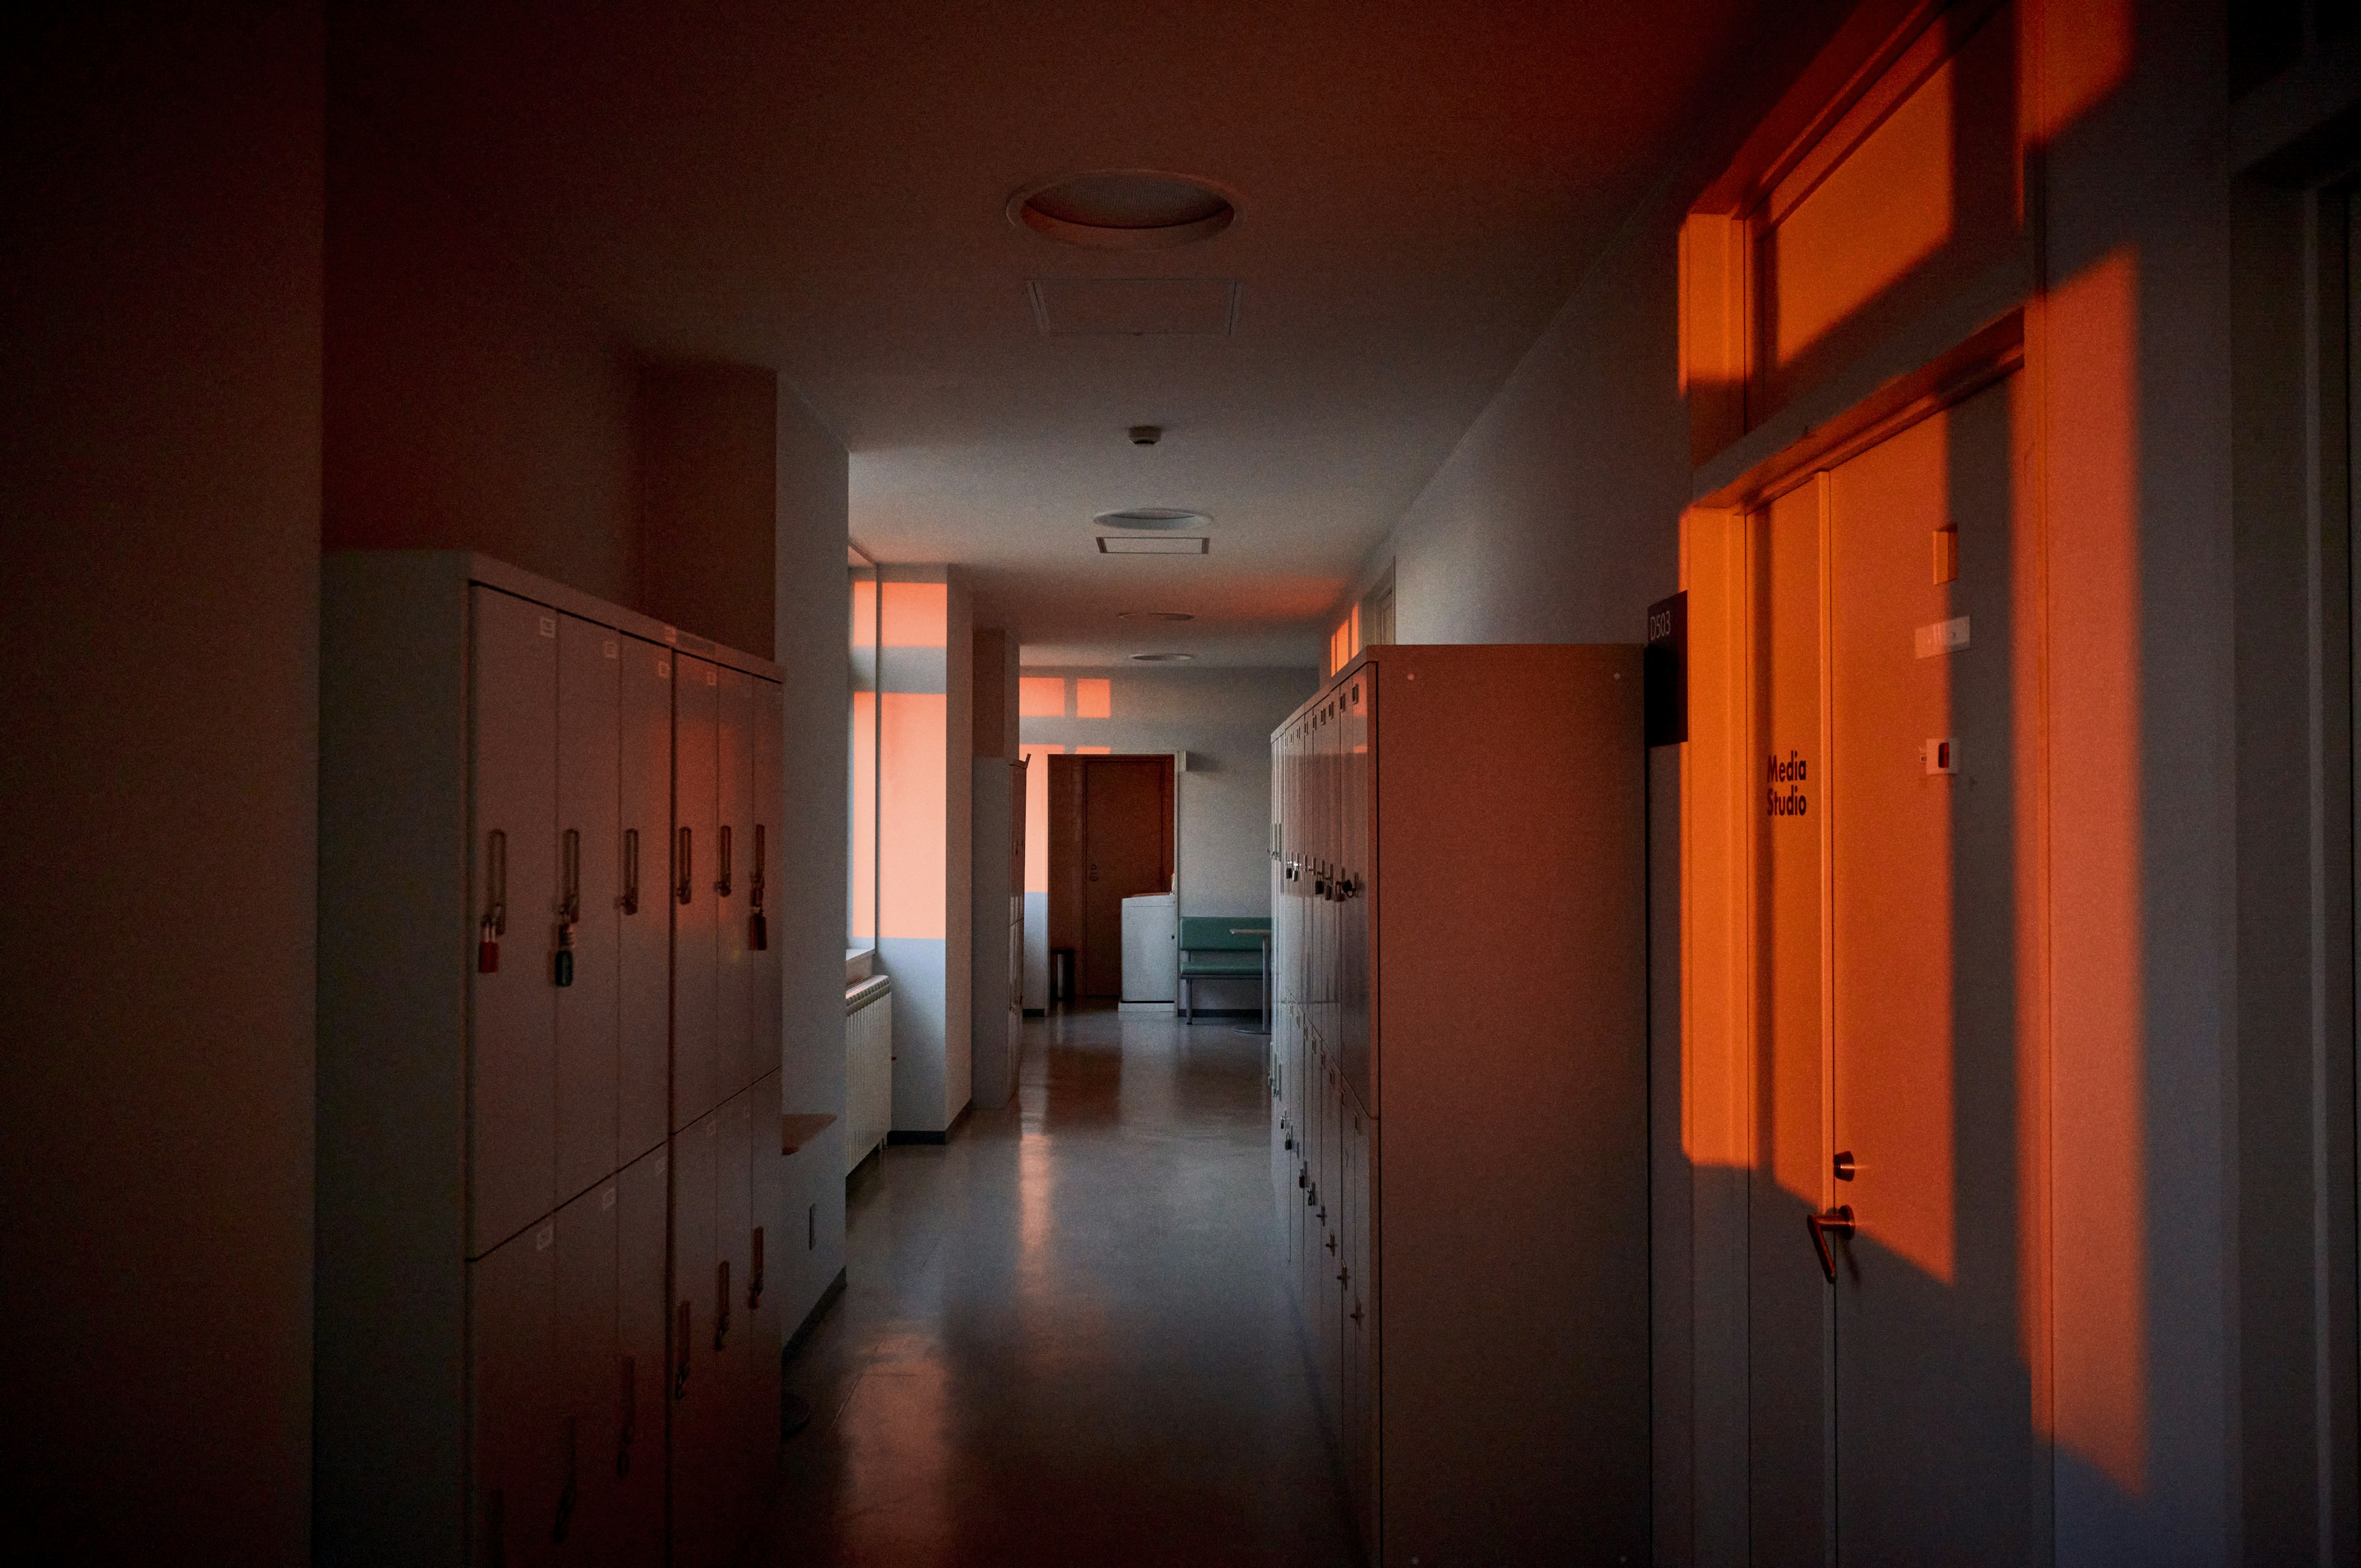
[[1747, 370, 2044, 1564], [1074, 756, 1173, 997]]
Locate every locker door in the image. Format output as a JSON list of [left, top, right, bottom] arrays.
[[750, 680, 783, 1088], [713, 1085, 760, 1542], [556, 616, 622, 1204], [673, 656, 720, 1129], [714, 667, 754, 1099], [470, 586, 559, 1256], [612, 1146, 668, 1564], [470, 1215, 559, 1567], [1315, 1058, 1344, 1426], [617, 638, 672, 1164], [746, 1069, 787, 1436], [1339, 673, 1374, 1109], [1341, 1101, 1377, 1553], [668, 1109, 722, 1567], [551, 1178, 619, 1562]]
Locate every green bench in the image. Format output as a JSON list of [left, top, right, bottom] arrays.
[[1179, 916, 1270, 1023]]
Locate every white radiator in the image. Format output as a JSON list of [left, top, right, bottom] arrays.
[[845, 975, 893, 1175]]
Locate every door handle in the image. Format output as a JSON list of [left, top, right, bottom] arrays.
[[1808, 1205, 1855, 1281]]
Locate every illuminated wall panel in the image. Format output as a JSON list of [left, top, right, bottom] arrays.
[[873, 567, 971, 1135]]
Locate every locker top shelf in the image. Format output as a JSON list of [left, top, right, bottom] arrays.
[[327, 548, 785, 683]]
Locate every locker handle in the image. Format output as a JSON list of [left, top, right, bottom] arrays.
[[1808, 1205, 1856, 1283], [716, 825, 733, 898], [676, 826, 693, 905], [748, 1226, 765, 1309], [485, 829, 507, 935], [714, 1261, 732, 1349], [617, 1355, 635, 1476], [751, 825, 766, 911], [552, 1416, 577, 1543], [1325, 1234, 1336, 1254], [560, 828, 581, 924], [1350, 1301, 1364, 1326], [674, 1302, 692, 1398], [621, 828, 640, 915]]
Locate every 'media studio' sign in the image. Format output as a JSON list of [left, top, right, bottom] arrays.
[[1766, 751, 1808, 817]]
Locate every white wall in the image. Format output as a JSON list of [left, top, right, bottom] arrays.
[[0, 6, 323, 1554], [772, 382, 852, 1332], [1019, 664, 1315, 1010]]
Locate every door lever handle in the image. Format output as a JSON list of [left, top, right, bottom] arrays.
[[1808, 1205, 1855, 1282]]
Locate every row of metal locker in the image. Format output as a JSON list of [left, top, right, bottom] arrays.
[[1270, 673, 1378, 1553], [317, 553, 793, 1566], [470, 1073, 785, 1566], [1264, 644, 1652, 1566], [468, 582, 783, 1259]]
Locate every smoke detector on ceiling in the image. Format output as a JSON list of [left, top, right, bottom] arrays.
[[1010, 170, 1238, 250], [1095, 507, 1206, 531]]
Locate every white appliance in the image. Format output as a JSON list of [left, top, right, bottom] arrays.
[[1120, 892, 1179, 1006]]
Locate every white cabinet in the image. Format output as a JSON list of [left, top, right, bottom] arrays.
[[319, 552, 789, 1566], [1270, 644, 1647, 1565]]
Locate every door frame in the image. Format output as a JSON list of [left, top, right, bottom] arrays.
[[1045, 751, 1184, 999]]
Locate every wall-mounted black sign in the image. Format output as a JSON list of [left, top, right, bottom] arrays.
[[1645, 592, 1687, 747]]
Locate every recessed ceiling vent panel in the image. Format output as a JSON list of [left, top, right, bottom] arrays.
[[1029, 279, 1238, 336], [1011, 171, 1237, 249], [1097, 536, 1209, 555]]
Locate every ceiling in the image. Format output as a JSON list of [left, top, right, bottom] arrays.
[[333, 0, 1791, 665]]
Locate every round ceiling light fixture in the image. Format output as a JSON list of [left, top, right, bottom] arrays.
[[1130, 652, 1196, 663], [1118, 610, 1195, 622], [1095, 507, 1208, 531], [1010, 170, 1238, 250]]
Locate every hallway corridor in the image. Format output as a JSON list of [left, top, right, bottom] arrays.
[[756, 1007, 1358, 1566]]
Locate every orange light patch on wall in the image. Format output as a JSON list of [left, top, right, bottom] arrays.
[[2033, 0, 2131, 143], [1763, 50, 1955, 371], [2042, 248, 2146, 1495], [850, 579, 877, 647], [849, 691, 878, 941], [1075, 745, 1111, 755], [879, 692, 948, 940], [1074, 678, 1111, 718], [1019, 745, 1059, 894], [1019, 676, 1066, 718], [881, 580, 948, 648]]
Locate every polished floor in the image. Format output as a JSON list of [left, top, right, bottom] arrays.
[[752, 1005, 1359, 1567]]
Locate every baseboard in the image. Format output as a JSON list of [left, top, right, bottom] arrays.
[[1022, 1007, 1046, 1017], [783, 1267, 846, 1364], [885, 1103, 971, 1147]]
